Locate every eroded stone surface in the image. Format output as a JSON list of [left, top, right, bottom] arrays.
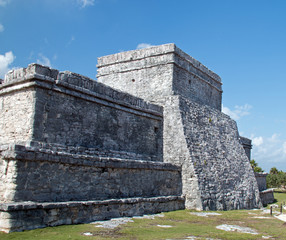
[[190, 212, 222, 217], [216, 224, 258, 235], [0, 44, 262, 232], [93, 217, 134, 229], [98, 44, 262, 211], [91, 213, 166, 229]]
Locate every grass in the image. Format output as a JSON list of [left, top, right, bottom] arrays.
[[0, 193, 286, 240], [266, 191, 286, 210], [274, 188, 286, 194], [274, 192, 286, 205]]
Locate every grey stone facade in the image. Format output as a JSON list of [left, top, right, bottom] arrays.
[[255, 172, 268, 192], [0, 44, 262, 232], [240, 136, 252, 160], [0, 63, 183, 232], [97, 44, 222, 111], [239, 137, 274, 206], [254, 172, 274, 206], [97, 43, 262, 211]]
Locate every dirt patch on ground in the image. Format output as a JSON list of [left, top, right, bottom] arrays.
[[82, 228, 128, 238]]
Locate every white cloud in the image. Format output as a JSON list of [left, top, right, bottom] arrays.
[[136, 43, 154, 50], [222, 104, 252, 120], [37, 54, 52, 67], [252, 136, 263, 146], [251, 133, 286, 171], [77, 0, 94, 8], [0, 51, 15, 78], [0, 0, 10, 7], [0, 23, 4, 32]]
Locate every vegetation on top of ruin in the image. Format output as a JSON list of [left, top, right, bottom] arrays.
[[267, 168, 286, 191], [250, 159, 286, 190], [250, 159, 264, 173]]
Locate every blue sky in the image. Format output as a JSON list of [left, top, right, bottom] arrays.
[[1, 0, 285, 172]]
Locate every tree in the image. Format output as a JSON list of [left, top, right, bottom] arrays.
[[267, 167, 286, 189], [250, 159, 263, 173], [270, 167, 279, 175]]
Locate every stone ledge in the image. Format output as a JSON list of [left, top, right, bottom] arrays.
[[240, 136, 252, 147], [97, 43, 221, 83], [1, 64, 162, 118], [0, 196, 185, 232], [255, 172, 269, 177], [259, 189, 274, 206], [0, 142, 181, 171], [260, 188, 274, 194], [0, 195, 185, 211], [2, 141, 159, 162]]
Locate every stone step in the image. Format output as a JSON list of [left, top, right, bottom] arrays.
[[0, 195, 185, 233]]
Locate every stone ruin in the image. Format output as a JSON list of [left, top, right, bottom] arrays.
[[0, 44, 262, 232]]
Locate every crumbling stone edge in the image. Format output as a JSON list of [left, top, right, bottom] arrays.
[[0, 196, 185, 233]]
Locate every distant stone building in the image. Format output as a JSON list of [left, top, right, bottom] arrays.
[[0, 44, 261, 232]]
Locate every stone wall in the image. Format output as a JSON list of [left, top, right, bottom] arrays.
[[254, 172, 268, 192], [150, 95, 261, 210], [255, 172, 274, 206], [0, 143, 182, 203], [0, 88, 36, 144], [97, 43, 222, 111], [0, 63, 184, 232], [98, 44, 262, 210], [259, 189, 274, 206], [0, 44, 264, 232], [0, 196, 184, 233], [0, 64, 163, 162], [178, 97, 260, 210], [240, 136, 252, 160]]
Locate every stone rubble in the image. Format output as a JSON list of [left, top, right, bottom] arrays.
[[91, 213, 165, 229], [190, 212, 222, 217], [93, 217, 134, 229], [157, 224, 173, 228], [216, 224, 258, 235]]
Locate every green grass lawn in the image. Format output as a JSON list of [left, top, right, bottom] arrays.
[[274, 191, 286, 205], [1, 193, 286, 240]]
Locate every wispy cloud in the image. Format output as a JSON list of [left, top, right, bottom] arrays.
[[0, 0, 10, 7], [136, 43, 154, 50], [77, 0, 95, 8], [0, 51, 15, 78], [251, 133, 286, 171], [222, 104, 252, 120], [66, 36, 75, 47], [252, 136, 263, 147], [37, 53, 52, 67], [0, 23, 4, 32]]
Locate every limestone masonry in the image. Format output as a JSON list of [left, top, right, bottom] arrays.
[[0, 44, 261, 232]]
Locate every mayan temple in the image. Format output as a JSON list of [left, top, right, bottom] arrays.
[[0, 44, 261, 232]]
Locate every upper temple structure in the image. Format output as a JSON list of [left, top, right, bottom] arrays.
[[0, 44, 262, 232]]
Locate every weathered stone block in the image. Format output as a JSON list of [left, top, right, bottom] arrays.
[[97, 43, 222, 110], [98, 44, 262, 210], [0, 44, 263, 232]]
